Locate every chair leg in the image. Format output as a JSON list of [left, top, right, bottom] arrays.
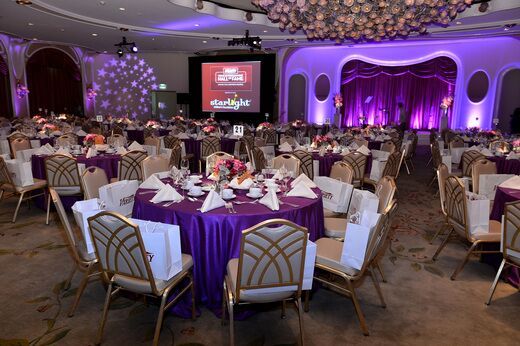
[[68, 264, 92, 317], [281, 300, 286, 319], [64, 264, 77, 290], [432, 228, 454, 260], [486, 259, 507, 305], [228, 295, 235, 346], [404, 160, 411, 175], [0, 189, 4, 201], [369, 268, 386, 308], [96, 282, 114, 345], [12, 192, 25, 223], [190, 273, 196, 320], [348, 281, 369, 336], [375, 261, 387, 283], [295, 297, 305, 346], [426, 156, 432, 167], [430, 222, 448, 244], [152, 293, 169, 346], [428, 174, 437, 187], [450, 241, 479, 281], [303, 290, 310, 312], [46, 190, 51, 225]]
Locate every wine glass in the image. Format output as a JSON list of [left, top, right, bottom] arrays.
[[181, 158, 190, 176], [265, 158, 273, 178], [282, 171, 291, 196]]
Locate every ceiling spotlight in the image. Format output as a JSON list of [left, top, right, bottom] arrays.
[[478, 2, 489, 13], [228, 30, 262, 52], [92, 33, 98, 37], [194, 24, 200, 27], [16, 0, 32, 5], [202, 40, 207, 43], [504, 24, 517, 31], [245, 12, 253, 21], [196, 0, 203, 10], [27, 22, 34, 26], [114, 36, 139, 58], [119, 7, 125, 11]]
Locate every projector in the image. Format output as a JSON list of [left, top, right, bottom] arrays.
[[228, 30, 262, 52]]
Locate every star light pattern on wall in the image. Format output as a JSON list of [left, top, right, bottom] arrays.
[[95, 54, 158, 118]]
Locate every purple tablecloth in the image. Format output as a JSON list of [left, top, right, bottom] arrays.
[[489, 186, 520, 288], [126, 130, 144, 144], [311, 152, 344, 177], [132, 181, 325, 314], [488, 156, 520, 174]]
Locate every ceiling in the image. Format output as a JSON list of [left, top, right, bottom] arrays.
[[0, 0, 519, 54]]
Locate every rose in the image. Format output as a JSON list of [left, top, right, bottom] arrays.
[[202, 125, 216, 134], [213, 158, 246, 179]]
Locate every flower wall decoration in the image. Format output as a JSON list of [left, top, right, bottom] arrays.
[[86, 85, 97, 100], [252, 0, 473, 43], [16, 81, 29, 99]]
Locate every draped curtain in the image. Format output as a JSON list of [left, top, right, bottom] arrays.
[[0, 55, 13, 117], [26, 48, 83, 116], [340, 57, 457, 129]]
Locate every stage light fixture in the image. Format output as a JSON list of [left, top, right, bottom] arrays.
[[227, 30, 262, 52], [114, 36, 139, 58]]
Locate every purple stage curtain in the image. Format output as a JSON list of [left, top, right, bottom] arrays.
[[0, 55, 12, 117], [340, 57, 457, 129]]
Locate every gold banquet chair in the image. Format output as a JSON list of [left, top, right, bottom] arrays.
[[81, 167, 109, 200], [461, 150, 485, 178], [363, 150, 404, 188], [144, 136, 161, 155], [87, 212, 195, 346], [380, 140, 396, 154], [117, 150, 148, 182], [0, 156, 47, 223], [44, 154, 83, 225], [107, 134, 126, 147], [432, 176, 501, 280], [10, 137, 31, 160], [200, 136, 221, 173], [222, 219, 308, 346], [342, 152, 367, 188], [486, 201, 520, 305], [141, 156, 169, 180], [50, 189, 100, 316], [250, 146, 266, 172], [262, 128, 277, 146], [323, 162, 354, 219], [306, 203, 393, 336], [471, 159, 497, 194], [206, 151, 234, 176], [56, 133, 78, 147], [273, 154, 300, 178], [430, 163, 451, 244], [292, 149, 314, 180]]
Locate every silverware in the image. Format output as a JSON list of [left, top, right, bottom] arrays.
[[279, 200, 300, 208], [139, 190, 157, 195], [233, 200, 259, 205]]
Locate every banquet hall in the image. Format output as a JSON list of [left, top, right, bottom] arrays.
[[0, 0, 519, 345]]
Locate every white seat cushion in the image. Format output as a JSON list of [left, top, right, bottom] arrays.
[[324, 217, 348, 238], [471, 220, 501, 242], [315, 238, 359, 276]]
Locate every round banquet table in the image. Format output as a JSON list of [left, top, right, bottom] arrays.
[[489, 186, 520, 287], [132, 179, 325, 313], [488, 156, 520, 175]]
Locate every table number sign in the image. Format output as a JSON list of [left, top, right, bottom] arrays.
[[96, 115, 103, 122], [233, 125, 244, 137]]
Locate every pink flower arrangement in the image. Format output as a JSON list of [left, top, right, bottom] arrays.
[[292, 120, 304, 128], [313, 135, 333, 147], [512, 139, 520, 152], [206, 117, 216, 124], [146, 120, 160, 128], [42, 124, 57, 132], [36, 117, 47, 124], [478, 130, 499, 140], [32, 115, 41, 121], [85, 134, 105, 145], [257, 122, 273, 130], [213, 158, 246, 179], [440, 95, 454, 109], [174, 115, 185, 122], [16, 82, 29, 99], [202, 125, 217, 134], [334, 93, 343, 109]]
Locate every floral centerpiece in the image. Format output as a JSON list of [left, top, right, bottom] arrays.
[[85, 134, 105, 146], [464, 126, 480, 137], [173, 115, 185, 122], [257, 122, 273, 130], [42, 123, 57, 135], [478, 130, 500, 141], [512, 139, 520, 153], [146, 120, 160, 129], [334, 93, 343, 109], [34, 116, 47, 125], [292, 119, 304, 129], [202, 125, 217, 135], [312, 135, 333, 148], [213, 158, 247, 181], [206, 117, 216, 124], [440, 95, 454, 110], [349, 127, 362, 136]]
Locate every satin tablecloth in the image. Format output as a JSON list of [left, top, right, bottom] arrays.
[[488, 156, 520, 175], [132, 180, 325, 314]]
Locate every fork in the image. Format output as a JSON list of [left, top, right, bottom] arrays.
[[279, 200, 300, 208], [225, 202, 237, 214], [233, 200, 259, 205]]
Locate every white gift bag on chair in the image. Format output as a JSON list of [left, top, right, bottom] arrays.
[[466, 192, 490, 236], [340, 210, 381, 270], [130, 218, 183, 281], [5, 159, 34, 187], [346, 189, 379, 221], [99, 180, 139, 217], [369, 159, 386, 181], [72, 198, 103, 255], [314, 176, 353, 213]]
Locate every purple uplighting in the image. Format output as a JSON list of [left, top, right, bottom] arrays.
[[156, 16, 230, 31]]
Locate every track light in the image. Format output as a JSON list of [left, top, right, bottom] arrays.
[[228, 30, 262, 52], [114, 36, 138, 58], [131, 44, 138, 53], [117, 48, 123, 57]]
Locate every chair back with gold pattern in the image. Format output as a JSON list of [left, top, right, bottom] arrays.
[[111, 125, 124, 135], [449, 136, 464, 149], [107, 134, 126, 147], [87, 212, 159, 295], [56, 133, 78, 147], [201, 136, 221, 159], [342, 152, 367, 185], [206, 151, 234, 176], [141, 156, 169, 180], [280, 136, 297, 147], [0, 156, 14, 188], [251, 147, 266, 171], [254, 137, 266, 147], [339, 135, 353, 147], [163, 135, 181, 149], [168, 145, 182, 169], [489, 140, 510, 153], [471, 159, 497, 194], [144, 136, 161, 153], [353, 138, 369, 148], [437, 163, 450, 216], [330, 161, 353, 184], [273, 154, 300, 177], [292, 149, 314, 180], [375, 176, 396, 214], [444, 176, 469, 239], [234, 219, 308, 303], [381, 141, 396, 154], [44, 154, 82, 195], [143, 127, 155, 139], [8, 132, 28, 142], [82, 167, 109, 200], [119, 150, 147, 181], [262, 128, 277, 145], [503, 201, 520, 262], [10, 137, 31, 159], [381, 150, 401, 179], [461, 150, 485, 177]]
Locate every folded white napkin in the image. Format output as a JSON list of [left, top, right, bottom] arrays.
[[176, 132, 190, 139], [291, 173, 317, 188], [279, 142, 293, 152], [287, 182, 318, 199], [86, 147, 97, 158], [44, 143, 55, 152], [468, 145, 480, 151], [357, 145, 371, 155], [499, 176, 520, 189], [200, 190, 226, 213], [480, 148, 493, 157], [95, 144, 109, 151], [375, 135, 384, 142], [506, 152, 520, 160], [166, 125, 174, 130], [55, 147, 72, 157], [76, 130, 87, 136], [128, 141, 145, 151], [272, 170, 284, 180], [36, 145, 54, 155], [383, 135, 391, 140], [150, 184, 183, 203], [341, 148, 350, 155], [245, 162, 253, 172], [259, 189, 279, 211], [116, 146, 128, 155], [229, 177, 254, 190], [140, 174, 166, 190], [349, 142, 359, 150]]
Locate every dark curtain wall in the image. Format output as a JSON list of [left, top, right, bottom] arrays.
[[340, 57, 457, 129], [0, 55, 13, 117], [26, 48, 83, 115]]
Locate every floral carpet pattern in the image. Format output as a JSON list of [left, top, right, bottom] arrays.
[[0, 146, 518, 346]]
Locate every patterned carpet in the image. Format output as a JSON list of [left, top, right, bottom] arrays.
[[0, 146, 518, 346]]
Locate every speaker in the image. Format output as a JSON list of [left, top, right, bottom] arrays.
[[177, 93, 191, 105]]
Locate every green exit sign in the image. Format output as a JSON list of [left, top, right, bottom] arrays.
[[159, 83, 167, 90]]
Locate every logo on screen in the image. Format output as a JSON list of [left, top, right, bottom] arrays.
[[215, 67, 247, 85], [210, 93, 252, 111]]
